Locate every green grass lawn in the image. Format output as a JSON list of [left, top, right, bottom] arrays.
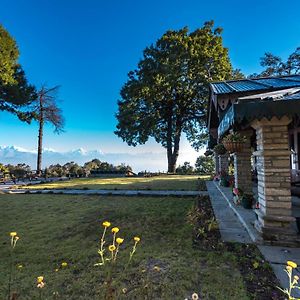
[[24, 175, 208, 191], [0, 194, 251, 299]]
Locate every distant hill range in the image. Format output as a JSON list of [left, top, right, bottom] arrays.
[[0, 145, 168, 172]]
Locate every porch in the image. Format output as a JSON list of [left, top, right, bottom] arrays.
[[210, 178, 300, 245], [207, 75, 300, 245]]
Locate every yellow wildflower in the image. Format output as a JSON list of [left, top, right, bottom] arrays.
[[295, 275, 299, 281], [55, 268, 59, 272], [17, 264, 23, 269], [111, 227, 119, 233], [102, 221, 111, 228], [134, 236, 140, 242], [109, 245, 116, 252], [116, 238, 124, 244], [286, 266, 293, 272], [287, 261, 298, 269], [10, 232, 17, 237], [61, 262, 68, 267], [37, 276, 44, 283]]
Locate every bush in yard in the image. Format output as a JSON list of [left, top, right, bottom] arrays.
[[195, 155, 215, 175], [176, 162, 194, 175]]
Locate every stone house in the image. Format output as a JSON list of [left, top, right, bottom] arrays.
[[207, 75, 300, 245]]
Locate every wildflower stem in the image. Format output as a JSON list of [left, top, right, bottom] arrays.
[[127, 241, 138, 266], [112, 232, 116, 247], [7, 246, 15, 300], [100, 227, 107, 265], [114, 244, 119, 261], [288, 270, 292, 296]]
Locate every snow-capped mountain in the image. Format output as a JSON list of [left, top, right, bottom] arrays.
[[0, 146, 168, 172]]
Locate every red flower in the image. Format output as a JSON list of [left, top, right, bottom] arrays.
[[233, 188, 239, 196]]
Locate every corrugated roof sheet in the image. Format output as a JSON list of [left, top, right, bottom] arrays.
[[210, 75, 300, 95], [227, 80, 265, 92], [256, 78, 300, 87], [210, 82, 234, 94], [283, 75, 300, 82]]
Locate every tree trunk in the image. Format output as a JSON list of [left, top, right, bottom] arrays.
[[36, 93, 44, 176], [167, 117, 181, 174], [37, 120, 43, 176], [166, 107, 174, 173], [167, 156, 176, 173]]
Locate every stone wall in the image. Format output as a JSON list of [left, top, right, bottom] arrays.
[[252, 117, 296, 245], [219, 153, 229, 173], [233, 131, 253, 195]]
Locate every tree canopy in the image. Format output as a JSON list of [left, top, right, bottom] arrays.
[[0, 24, 19, 85], [250, 47, 300, 77], [0, 24, 36, 120], [115, 21, 234, 172], [195, 155, 214, 174], [0, 65, 37, 121]]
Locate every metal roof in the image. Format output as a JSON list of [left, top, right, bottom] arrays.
[[210, 75, 300, 95]]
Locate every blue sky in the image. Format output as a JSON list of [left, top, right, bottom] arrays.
[[0, 0, 300, 170]]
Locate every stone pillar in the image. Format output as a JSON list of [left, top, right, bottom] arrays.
[[219, 153, 229, 173], [233, 130, 253, 195], [214, 152, 220, 174], [251, 116, 296, 244]]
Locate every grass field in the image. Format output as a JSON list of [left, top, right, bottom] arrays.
[[0, 194, 252, 299], [24, 175, 208, 191]]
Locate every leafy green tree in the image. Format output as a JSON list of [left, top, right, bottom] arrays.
[[63, 161, 82, 177], [0, 163, 9, 173], [176, 162, 194, 174], [231, 68, 245, 79], [0, 24, 36, 121], [48, 164, 66, 177], [115, 21, 234, 173], [0, 65, 37, 120], [0, 24, 19, 85], [252, 47, 300, 77], [83, 159, 102, 176], [116, 163, 132, 173], [7, 163, 31, 179], [195, 155, 214, 174]]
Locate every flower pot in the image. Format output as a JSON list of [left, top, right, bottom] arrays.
[[223, 141, 244, 153], [220, 178, 230, 187], [241, 195, 253, 209]]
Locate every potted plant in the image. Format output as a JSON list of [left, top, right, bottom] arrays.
[[232, 187, 243, 205], [204, 149, 213, 156], [213, 143, 227, 155], [219, 171, 230, 187], [222, 132, 247, 153], [241, 193, 254, 209]]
